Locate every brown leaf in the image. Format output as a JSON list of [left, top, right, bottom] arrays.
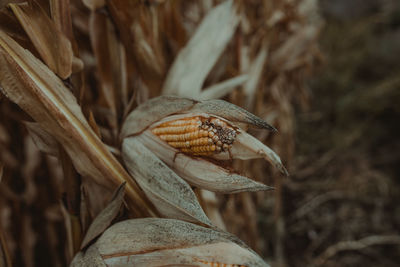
[[9, 1, 73, 79], [80, 182, 126, 250], [49, 0, 74, 42], [89, 11, 126, 119], [0, 30, 154, 217]]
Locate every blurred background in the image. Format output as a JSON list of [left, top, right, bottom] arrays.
[[269, 0, 400, 266], [0, 0, 399, 266]]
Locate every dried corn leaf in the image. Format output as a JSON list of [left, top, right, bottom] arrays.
[[24, 121, 59, 156], [215, 130, 289, 176], [9, 1, 73, 79], [89, 12, 126, 118], [0, 6, 34, 52], [80, 182, 126, 249], [71, 245, 106, 267], [49, 0, 74, 41], [242, 47, 268, 108], [131, 21, 165, 79], [270, 25, 319, 71], [193, 99, 277, 131], [162, 0, 239, 97], [82, 0, 105, 11], [71, 218, 269, 267], [199, 74, 248, 100], [122, 138, 212, 226], [140, 131, 272, 193], [0, 30, 152, 216]]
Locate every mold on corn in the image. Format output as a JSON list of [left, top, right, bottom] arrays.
[[151, 116, 237, 156]]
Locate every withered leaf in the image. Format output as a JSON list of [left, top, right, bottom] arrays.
[[193, 99, 277, 131], [70, 245, 106, 267], [122, 137, 212, 226], [140, 131, 273, 193], [199, 74, 248, 100], [0, 30, 153, 216], [24, 121, 59, 156], [89, 11, 126, 119], [80, 182, 126, 250], [162, 0, 239, 97], [9, 1, 73, 79], [71, 218, 269, 267], [82, 0, 106, 11], [242, 47, 268, 108]]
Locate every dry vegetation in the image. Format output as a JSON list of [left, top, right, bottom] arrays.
[[286, 1, 400, 266], [0, 0, 325, 266]]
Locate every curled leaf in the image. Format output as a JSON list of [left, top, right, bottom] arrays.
[[192, 99, 277, 131], [122, 137, 212, 226], [214, 128, 289, 176], [139, 131, 273, 193], [71, 218, 270, 267]]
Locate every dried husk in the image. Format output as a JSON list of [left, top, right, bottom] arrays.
[[122, 137, 212, 226], [139, 130, 273, 193], [121, 95, 276, 139], [71, 218, 269, 267]]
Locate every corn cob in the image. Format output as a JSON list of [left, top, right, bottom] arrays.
[[151, 116, 237, 156]]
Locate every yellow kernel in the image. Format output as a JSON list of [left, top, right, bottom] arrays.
[[160, 117, 201, 127], [152, 116, 237, 157]]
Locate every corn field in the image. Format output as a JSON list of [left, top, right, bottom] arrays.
[[1, 0, 399, 266]]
